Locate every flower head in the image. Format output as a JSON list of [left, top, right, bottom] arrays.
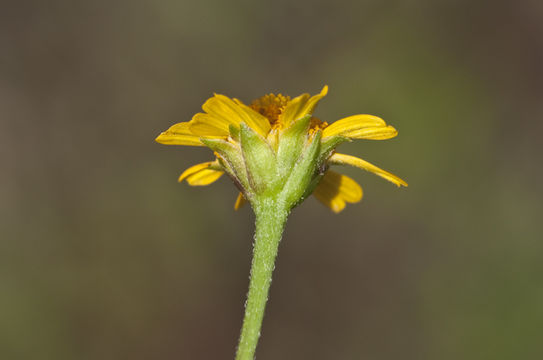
[[156, 86, 407, 213]]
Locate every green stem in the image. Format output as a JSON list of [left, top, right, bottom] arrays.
[[235, 197, 289, 360]]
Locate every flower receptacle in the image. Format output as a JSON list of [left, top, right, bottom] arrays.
[[235, 120, 325, 211]]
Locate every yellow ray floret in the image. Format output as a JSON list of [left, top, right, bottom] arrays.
[[197, 94, 271, 138], [299, 85, 328, 122], [279, 85, 328, 127], [155, 122, 203, 146], [178, 162, 224, 186], [313, 171, 363, 213], [322, 114, 398, 140], [328, 153, 408, 187], [231, 100, 271, 137], [189, 113, 232, 137], [278, 93, 310, 127]]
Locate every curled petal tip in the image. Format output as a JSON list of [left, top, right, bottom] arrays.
[[321, 85, 329, 96]]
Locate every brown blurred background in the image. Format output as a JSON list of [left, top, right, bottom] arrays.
[[1, 0, 542, 359]]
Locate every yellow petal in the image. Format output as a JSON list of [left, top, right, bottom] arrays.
[[322, 114, 397, 140], [210, 95, 251, 126], [166, 122, 194, 133], [178, 162, 213, 182], [348, 126, 398, 140], [155, 122, 203, 146], [299, 85, 328, 119], [313, 171, 363, 213], [280, 86, 328, 127], [328, 153, 408, 187], [199, 95, 271, 138], [186, 169, 224, 186], [232, 99, 271, 137], [178, 162, 223, 186], [189, 113, 231, 137], [314, 189, 346, 213], [155, 132, 202, 146], [279, 93, 310, 126], [202, 95, 242, 125], [234, 192, 247, 210]]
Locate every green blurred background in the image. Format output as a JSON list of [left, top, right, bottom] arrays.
[[2, 0, 542, 359]]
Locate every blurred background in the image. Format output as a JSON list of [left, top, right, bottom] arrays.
[[1, 0, 542, 359]]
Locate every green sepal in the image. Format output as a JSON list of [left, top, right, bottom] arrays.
[[266, 129, 279, 153], [240, 122, 277, 194], [318, 135, 348, 163], [276, 114, 311, 179], [294, 162, 327, 207], [200, 137, 250, 191], [208, 160, 224, 171], [281, 130, 322, 208], [229, 124, 240, 142]]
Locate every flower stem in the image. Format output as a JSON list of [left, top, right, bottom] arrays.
[[235, 197, 289, 360]]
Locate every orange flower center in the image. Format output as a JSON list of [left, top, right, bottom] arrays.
[[309, 117, 329, 133], [250, 94, 290, 125], [250, 93, 329, 132]]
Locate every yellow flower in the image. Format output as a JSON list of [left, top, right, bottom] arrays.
[[156, 86, 407, 213]]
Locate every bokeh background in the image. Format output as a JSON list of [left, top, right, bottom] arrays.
[[2, 0, 542, 359]]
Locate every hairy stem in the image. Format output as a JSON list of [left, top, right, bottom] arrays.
[[235, 197, 289, 360]]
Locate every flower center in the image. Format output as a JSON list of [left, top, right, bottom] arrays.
[[250, 93, 329, 133], [250, 94, 291, 126], [309, 117, 329, 133]]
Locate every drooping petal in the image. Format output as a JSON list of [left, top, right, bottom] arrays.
[[178, 162, 213, 182], [313, 171, 363, 213], [314, 187, 346, 213], [155, 122, 203, 146], [328, 153, 408, 187], [186, 169, 224, 185], [322, 114, 397, 140], [178, 162, 224, 186], [234, 192, 247, 210]]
